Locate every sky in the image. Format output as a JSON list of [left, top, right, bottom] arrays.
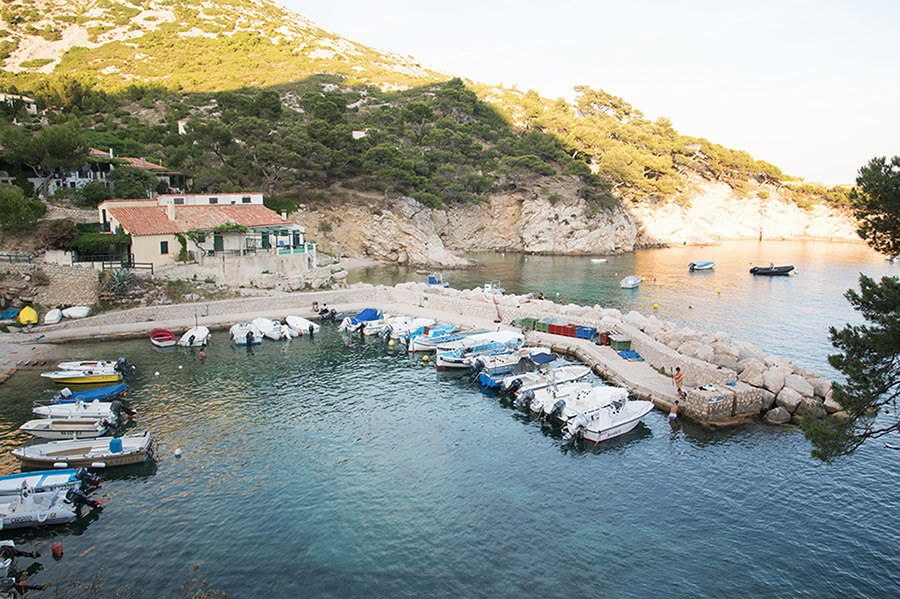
[[283, 0, 899, 186]]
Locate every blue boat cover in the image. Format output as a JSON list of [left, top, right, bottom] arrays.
[[530, 353, 556, 365], [0, 308, 19, 319], [350, 308, 382, 325], [53, 382, 128, 404]]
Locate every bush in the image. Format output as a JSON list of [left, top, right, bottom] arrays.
[[0, 185, 46, 232], [39, 219, 79, 249]]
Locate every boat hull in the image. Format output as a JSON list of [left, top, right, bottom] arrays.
[[0, 469, 84, 498], [12, 432, 153, 470], [580, 401, 654, 444], [750, 265, 794, 276], [40, 371, 122, 385], [149, 328, 177, 347], [19, 418, 110, 440]]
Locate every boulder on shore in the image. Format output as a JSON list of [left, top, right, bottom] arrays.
[[775, 387, 804, 413], [765, 406, 792, 424]]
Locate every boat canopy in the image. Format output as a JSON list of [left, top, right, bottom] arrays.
[[350, 308, 382, 325]]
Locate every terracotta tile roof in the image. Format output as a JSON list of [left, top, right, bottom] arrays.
[[88, 148, 167, 170], [104, 204, 287, 236], [106, 206, 181, 236], [175, 205, 286, 230]]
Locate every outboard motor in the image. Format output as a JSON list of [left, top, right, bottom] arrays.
[[380, 326, 392, 340], [504, 378, 523, 395], [468, 357, 487, 376], [308, 324, 315, 337], [74, 467, 100, 487], [544, 399, 566, 424], [110, 399, 135, 421], [188, 334, 196, 346], [66, 488, 103, 510], [564, 413, 589, 442], [114, 357, 135, 375], [246, 330, 255, 345], [513, 389, 534, 411]]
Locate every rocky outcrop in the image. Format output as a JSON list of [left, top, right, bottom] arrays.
[[290, 175, 858, 267]]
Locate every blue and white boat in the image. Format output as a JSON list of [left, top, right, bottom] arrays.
[[0, 469, 94, 499], [50, 383, 128, 405], [407, 327, 487, 352], [473, 349, 555, 388], [338, 308, 383, 333], [689, 260, 716, 271], [434, 331, 525, 370]]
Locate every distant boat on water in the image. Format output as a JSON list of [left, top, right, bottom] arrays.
[[750, 265, 794, 276], [620, 275, 641, 289], [689, 261, 716, 271]]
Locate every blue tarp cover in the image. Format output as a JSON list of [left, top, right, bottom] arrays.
[[0, 309, 19, 319], [530, 353, 556, 365], [350, 308, 381, 324]]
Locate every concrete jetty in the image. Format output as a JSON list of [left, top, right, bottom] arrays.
[[1, 281, 842, 426]]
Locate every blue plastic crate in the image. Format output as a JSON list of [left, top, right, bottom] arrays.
[[576, 326, 597, 339]]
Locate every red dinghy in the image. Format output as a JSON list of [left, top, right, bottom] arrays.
[[149, 328, 177, 347]]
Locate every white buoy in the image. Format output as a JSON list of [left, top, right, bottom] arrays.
[[174, 448, 182, 457], [178, 365, 183, 369], [154, 371, 160, 376]]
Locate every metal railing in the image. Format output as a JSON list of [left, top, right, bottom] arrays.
[[0, 252, 32, 263]]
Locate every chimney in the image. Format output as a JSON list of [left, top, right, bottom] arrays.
[[281, 211, 287, 221], [108, 148, 113, 158], [140, 157, 146, 167], [166, 201, 175, 221]]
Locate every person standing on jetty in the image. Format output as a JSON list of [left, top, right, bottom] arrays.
[[673, 367, 686, 399]]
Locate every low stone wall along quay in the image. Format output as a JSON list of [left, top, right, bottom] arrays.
[[23, 282, 844, 426]]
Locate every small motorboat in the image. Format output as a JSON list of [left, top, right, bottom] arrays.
[[57, 359, 122, 371], [0, 486, 79, 529], [149, 328, 176, 347], [338, 308, 383, 333], [32, 398, 134, 422], [427, 273, 449, 287], [750, 265, 794, 276], [515, 381, 595, 414], [501, 360, 592, 395], [542, 384, 631, 427], [689, 260, 716, 271], [0, 469, 97, 499], [620, 275, 641, 289], [50, 383, 128, 405], [43, 308, 62, 325], [482, 281, 504, 295], [40, 369, 122, 385], [19, 417, 111, 440], [178, 326, 210, 347], [286, 315, 320, 336], [252, 317, 287, 341], [471, 348, 554, 383], [61, 306, 90, 319], [17, 306, 37, 325], [591, 258, 609, 264], [230, 322, 262, 345], [563, 396, 654, 444], [11, 431, 154, 469]]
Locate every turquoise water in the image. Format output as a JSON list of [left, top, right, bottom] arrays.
[[0, 240, 897, 597]]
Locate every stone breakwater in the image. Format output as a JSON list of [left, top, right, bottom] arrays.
[[20, 281, 843, 426]]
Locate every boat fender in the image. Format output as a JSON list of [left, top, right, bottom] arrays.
[[90, 462, 106, 468], [53, 462, 68, 469]]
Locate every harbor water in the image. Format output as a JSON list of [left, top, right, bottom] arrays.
[[0, 240, 897, 597]]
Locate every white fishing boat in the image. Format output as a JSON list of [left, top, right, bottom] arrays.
[[470, 347, 553, 377], [19, 417, 111, 440], [620, 275, 641, 289], [541, 384, 631, 427], [407, 327, 481, 352], [252, 317, 286, 341], [32, 399, 134, 422], [387, 316, 436, 339], [178, 326, 210, 347], [434, 331, 525, 370], [230, 322, 262, 345], [57, 359, 119, 371], [434, 330, 523, 353], [689, 260, 716, 271], [482, 281, 504, 295], [514, 381, 595, 414], [285, 315, 320, 336], [0, 486, 79, 530], [338, 308, 384, 333], [11, 431, 154, 469], [563, 397, 655, 443], [591, 258, 609, 264], [61, 306, 90, 319], [43, 308, 62, 325]]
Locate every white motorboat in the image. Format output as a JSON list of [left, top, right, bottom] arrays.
[[563, 397, 655, 443], [57, 359, 119, 371], [19, 417, 111, 440], [230, 322, 262, 345], [434, 330, 523, 353], [43, 308, 62, 325], [434, 332, 525, 370], [338, 308, 383, 333], [470, 347, 553, 376], [0, 486, 79, 530], [541, 384, 631, 426], [514, 381, 595, 414], [32, 399, 134, 422], [61, 306, 90, 319], [0, 469, 95, 499], [384, 316, 435, 339], [482, 281, 504, 295], [501, 363, 592, 395], [252, 317, 286, 340], [11, 431, 153, 469], [286, 315, 320, 336], [407, 326, 481, 352], [620, 275, 641, 289], [280, 324, 298, 338], [178, 326, 210, 347]]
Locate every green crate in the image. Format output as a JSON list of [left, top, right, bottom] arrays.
[[517, 317, 538, 330], [609, 334, 631, 351], [535, 322, 550, 333]]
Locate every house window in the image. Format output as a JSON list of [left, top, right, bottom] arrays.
[[173, 197, 184, 205], [160, 241, 169, 255], [242, 196, 251, 203], [209, 197, 218, 204], [197, 233, 206, 243]]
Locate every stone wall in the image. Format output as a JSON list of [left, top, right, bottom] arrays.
[[0, 262, 98, 309]]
